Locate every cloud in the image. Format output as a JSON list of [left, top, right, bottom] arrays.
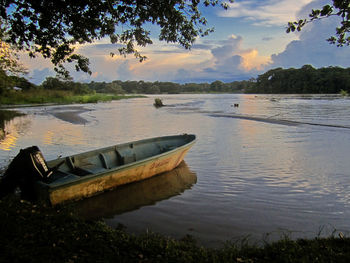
[[191, 43, 215, 50], [72, 35, 270, 83], [268, 0, 350, 69], [207, 35, 271, 74], [219, 0, 314, 26], [169, 35, 271, 83], [68, 57, 133, 82], [69, 40, 213, 82], [211, 35, 241, 59], [116, 60, 132, 81], [209, 36, 244, 74], [28, 68, 55, 85], [241, 49, 270, 71]]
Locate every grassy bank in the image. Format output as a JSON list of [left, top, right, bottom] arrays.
[[0, 90, 144, 105], [1, 197, 349, 262], [0, 109, 25, 119]]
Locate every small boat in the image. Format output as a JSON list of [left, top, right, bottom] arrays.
[[0, 134, 196, 205]]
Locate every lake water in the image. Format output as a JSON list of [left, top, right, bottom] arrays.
[[1, 94, 350, 247]]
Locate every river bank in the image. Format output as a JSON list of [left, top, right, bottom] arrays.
[[0, 196, 349, 262], [0, 90, 145, 106], [0, 93, 145, 125]]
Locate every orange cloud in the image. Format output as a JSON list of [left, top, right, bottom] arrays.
[[240, 49, 271, 71], [128, 49, 211, 79]]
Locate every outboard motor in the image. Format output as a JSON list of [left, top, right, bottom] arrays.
[[0, 146, 52, 200]]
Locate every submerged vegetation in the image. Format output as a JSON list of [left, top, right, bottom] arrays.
[[340, 89, 349, 97], [1, 196, 350, 262], [153, 98, 164, 108]]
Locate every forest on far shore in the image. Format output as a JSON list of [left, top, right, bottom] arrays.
[[1, 65, 350, 96], [247, 65, 350, 94]]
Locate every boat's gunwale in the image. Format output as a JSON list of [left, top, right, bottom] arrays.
[[41, 134, 196, 190]]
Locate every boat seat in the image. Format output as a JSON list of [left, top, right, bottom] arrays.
[[115, 149, 124, 165], [65, 157, 93, 176], [99, 153, 109, 169], [66, 156, 75, 170]]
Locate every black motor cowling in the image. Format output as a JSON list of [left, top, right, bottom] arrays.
[[0, 146, 52, 200]]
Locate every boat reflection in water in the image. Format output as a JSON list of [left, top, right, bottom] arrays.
[[74, 161, 197, 219]]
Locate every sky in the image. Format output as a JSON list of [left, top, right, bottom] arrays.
[[19, 0, 350, 84]]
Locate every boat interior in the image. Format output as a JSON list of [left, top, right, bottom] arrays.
[[45, 135, 195, 183]]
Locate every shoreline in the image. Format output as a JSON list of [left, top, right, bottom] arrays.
[[0, 196, 349, 262], [0, 93, 146, 108], [0, 104, 92, 125], [0, 94, 145, 108], [0, 94, 145, 125], [45, 106, 91, 125]]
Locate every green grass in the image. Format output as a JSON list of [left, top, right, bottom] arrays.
[[0, 90, 144, 105], [340, 89, 349, 97], [1, 196, 350, 263], [0, 109, 25, 120]]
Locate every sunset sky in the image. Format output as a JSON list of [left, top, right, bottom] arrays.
[[20, 0, 350, 84]]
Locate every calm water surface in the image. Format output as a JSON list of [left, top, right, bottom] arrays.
[[1, 94, 350, 246]]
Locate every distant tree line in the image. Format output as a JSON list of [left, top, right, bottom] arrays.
[[86, 79, 251, 94], [0, 74, 252, 95], [246, 65, 350, 94], [2, 65, 350, 96]]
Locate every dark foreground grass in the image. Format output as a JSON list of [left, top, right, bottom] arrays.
[[1, 197, 350, 263], [0, 90, 144, 105]]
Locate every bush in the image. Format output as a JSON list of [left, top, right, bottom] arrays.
[[153, 98, 164, 108]]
